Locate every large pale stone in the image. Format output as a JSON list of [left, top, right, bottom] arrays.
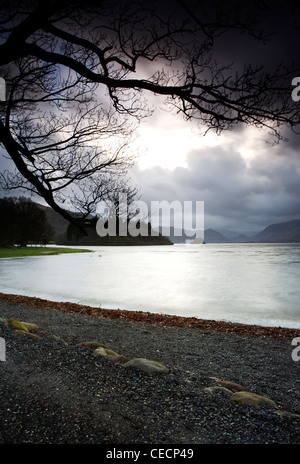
[[78, 341, 111, 350], [93, 346, 129, 363], [13, 329, 41, 340], [4, 318, 29, 332], [46, 334, 68, 345], [123, 358, 169, 373], [230, 391, 277, 408], [218, 380, 247, 392], [93, 346, 119, 359], [3, 318, 39, 333], [21, 322, 39, 333], [204, 386, 232, 394], [276, 410, 300, 419]]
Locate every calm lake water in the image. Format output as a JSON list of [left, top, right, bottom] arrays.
[[0, 243, 299, 329]]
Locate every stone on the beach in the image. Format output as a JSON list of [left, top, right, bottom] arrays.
[[46, 334, 68, 345], [204, 386, 232, 394], [21, 321, 39, 333], [12, 329, 41, 340], [276, 410, 300, 420], [4, 318, 29, 333], [93, 346, 128, 363], [230, 391, 277, 408], [218, 380, 247, 392], [78, 341, 111, 350], [3, 318, 39, 333], [122, 358, 169, 373]]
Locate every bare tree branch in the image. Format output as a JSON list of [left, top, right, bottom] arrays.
[[0, 0, 299, 229]]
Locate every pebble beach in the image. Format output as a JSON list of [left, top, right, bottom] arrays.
[[0, 292, 299, 446]]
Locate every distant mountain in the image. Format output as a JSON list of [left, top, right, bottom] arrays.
[[56, 225, 173, 246], [157, 226, 232, 243], [158, 227, 234, 243], [204, 228, 232, 243], [231, 234, 251, 243], [36, 202, 173, 246], [252, 219, 300, 243], [36, 203, 70, 239], [36, 200, 300, 244], [156, 226, 199, 243], [161, 220, 300, 244], [205, 220, 300, 244]]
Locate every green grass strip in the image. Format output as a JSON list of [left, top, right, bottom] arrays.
[[0, 246, 92, 258]]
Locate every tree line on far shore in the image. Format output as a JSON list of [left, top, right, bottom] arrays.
[[0, 196, 173, 247], [0, 196, 54, 247]]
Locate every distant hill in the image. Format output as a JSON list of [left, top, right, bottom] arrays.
[[231, 234, 251, 243], [157, 226, 232, 243], [56, 228, 172, 246], [35, 201, 300, 244], [204, 228, 232, 243], [157, 226, 230, 243], [36, 203, 70, 239], [202, 221, 300, 243], [251, 219, 300, 243], [157, 226, 193, 243], [36, 202, 173, 246]]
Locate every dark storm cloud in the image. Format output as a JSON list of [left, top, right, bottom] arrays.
[[212, 0, 300, 67], [128, 0, 300, 234], [131, 126, 300, 235]]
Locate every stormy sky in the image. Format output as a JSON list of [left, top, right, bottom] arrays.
[[1, 0, 300, 237], [127, 1, 300, 237], [130, 119, 300, 236]]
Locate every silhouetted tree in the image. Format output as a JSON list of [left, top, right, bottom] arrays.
[[0, 196, 54, 246], [0, 197, 17, 246], [0, 0, 299, 229]]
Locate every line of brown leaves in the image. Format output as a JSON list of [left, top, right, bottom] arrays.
[[0, 292, 299, 340]]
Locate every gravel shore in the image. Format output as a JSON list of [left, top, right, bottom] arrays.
[[0, 293, 299, 446]]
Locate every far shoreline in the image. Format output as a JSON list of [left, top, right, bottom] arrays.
[[0, 291, 299, 341], [0, 246, 92, 258]]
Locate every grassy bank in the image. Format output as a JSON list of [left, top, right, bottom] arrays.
[[0, 246, 92, 258]]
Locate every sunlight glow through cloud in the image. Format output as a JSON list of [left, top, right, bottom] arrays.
[[128, 106, 300, 235], [134, 112, 224, 170], [134, 111, 263, 172]]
